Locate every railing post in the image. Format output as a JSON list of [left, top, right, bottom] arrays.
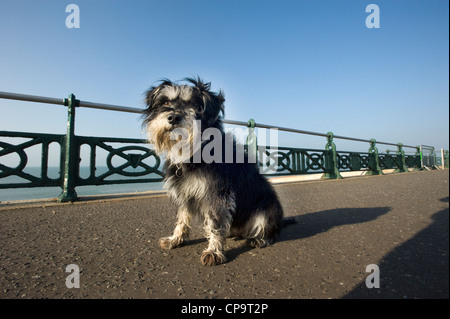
[[246, 118, 258, 165], [418, 145, 424, 170], [58, 94, 79, 202], [322, 132, 342, 179], [445, 150, 449, 169], [414, 145, 421, 170], [394, 143, 408, 173], [366, 139, 383, 175]]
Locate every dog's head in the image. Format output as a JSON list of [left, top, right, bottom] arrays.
[[143, 77, 225, 162]]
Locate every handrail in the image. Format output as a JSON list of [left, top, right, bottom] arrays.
[[0, 91, 426, 149], [1, 90, 438, 202], [0, 91, 64, 106], [0, 91, 143, 114]]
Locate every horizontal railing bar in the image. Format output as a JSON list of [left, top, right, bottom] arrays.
[[240, 121, 330, 138], [76, 136, 147, 144], [0, 91, 64, 106], [0, 91, 421, 149], [0, 130, 65, 139], [78, 100, 143, 114], [221, 119, 249, 127], [332, 134, 405, 148], [223, 120, 417, 149], [0, 91, 143, 114]]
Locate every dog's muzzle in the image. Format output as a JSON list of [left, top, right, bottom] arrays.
[[167, 112, 182, 126]]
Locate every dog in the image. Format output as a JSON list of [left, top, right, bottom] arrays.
[[143, 77, 293, 266]]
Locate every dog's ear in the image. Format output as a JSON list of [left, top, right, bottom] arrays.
[[203, 88, 225, 121], [144, 79, 173, 109], [185, 77, 225, 121], [144, 86, 159, 109]]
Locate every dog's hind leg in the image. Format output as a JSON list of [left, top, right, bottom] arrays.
[[244, 214, 272, 248], [159, 206, 191, 249], [244, 205, 283, 248]]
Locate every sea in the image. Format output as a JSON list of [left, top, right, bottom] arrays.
[[0, 167, 165, 202]]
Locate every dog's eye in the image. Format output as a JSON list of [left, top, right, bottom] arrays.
[[163, 101, 170, 106]]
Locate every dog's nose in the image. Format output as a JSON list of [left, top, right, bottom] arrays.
[[167, 113, 182, 125]]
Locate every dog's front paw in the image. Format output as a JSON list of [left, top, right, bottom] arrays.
[[159, 236, 182, 249], [201, 250, 226, 266]]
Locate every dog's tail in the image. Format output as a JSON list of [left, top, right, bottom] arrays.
[[282, 216, 297, 228]]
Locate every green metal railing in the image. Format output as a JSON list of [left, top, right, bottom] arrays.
[[0, 91, 437, 202]]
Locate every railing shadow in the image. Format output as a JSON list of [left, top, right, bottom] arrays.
[[343, 197, 449, 299]]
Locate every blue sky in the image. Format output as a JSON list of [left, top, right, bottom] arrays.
[[1, 0, 449, 163]]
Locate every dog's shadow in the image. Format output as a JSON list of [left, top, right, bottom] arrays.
[[225, 206, 391, 263], [180, 207, 390, 264]]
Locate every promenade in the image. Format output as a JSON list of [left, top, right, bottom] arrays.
[[0, 169, 448, 299]]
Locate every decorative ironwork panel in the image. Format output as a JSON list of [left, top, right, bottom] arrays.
[[258, 146, 328, 175], [405, 155, 420, 168], [75, 136, 164, 186], [0, 131, 425, 193], [336, 152, 369, 171], [391, 154, 402, 169], [379, 154, 394, 169], [0, 131, 63, 188], [0, 131, 164, 190]]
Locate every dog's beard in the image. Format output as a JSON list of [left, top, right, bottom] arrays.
[[147, 112, 201, 164]]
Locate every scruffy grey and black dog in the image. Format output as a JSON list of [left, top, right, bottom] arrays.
[[143, 77, 293, 266]]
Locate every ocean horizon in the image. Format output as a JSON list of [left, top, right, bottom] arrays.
[[0, 166, 165, 202]]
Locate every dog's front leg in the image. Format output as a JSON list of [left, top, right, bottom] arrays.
[[201, 211, 231, 266], [159, 206, 191, 249]]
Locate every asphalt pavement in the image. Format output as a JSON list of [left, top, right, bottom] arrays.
[[0, 169, 448, 299]]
